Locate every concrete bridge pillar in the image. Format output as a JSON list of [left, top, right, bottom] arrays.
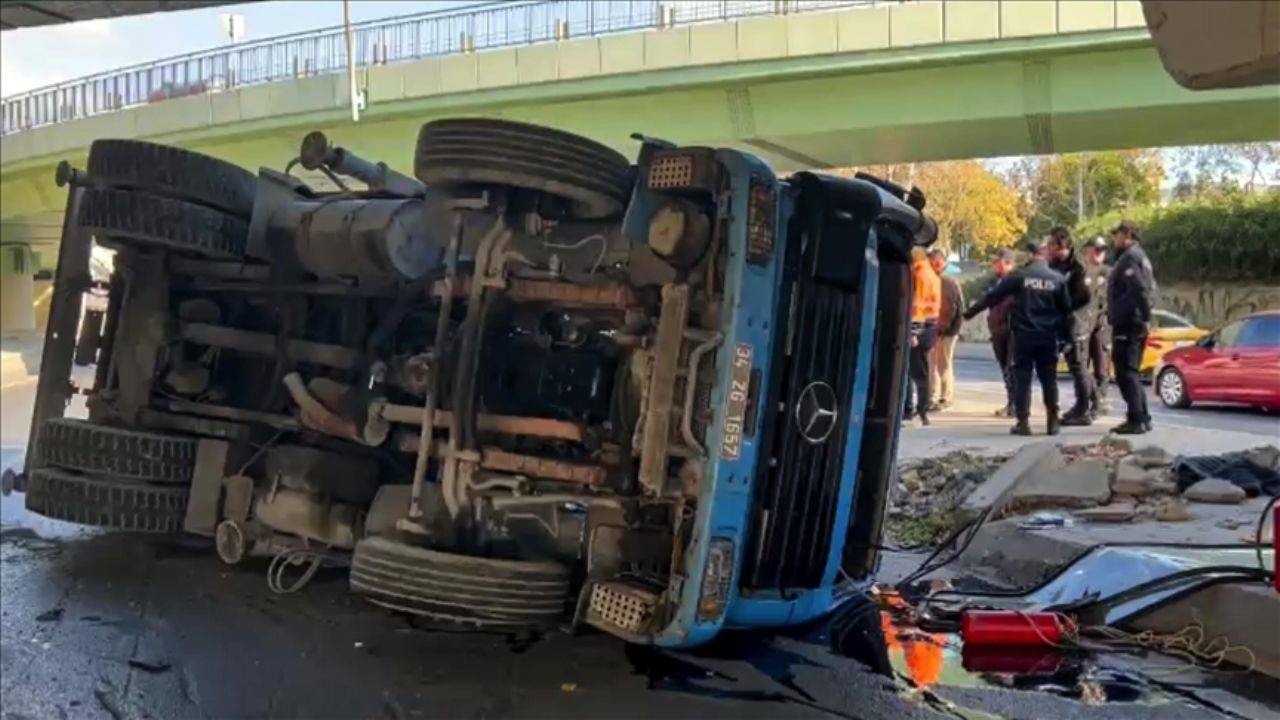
[[1, 245, 37, 337]]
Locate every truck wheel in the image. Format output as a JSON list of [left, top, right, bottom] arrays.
[[414, 118, 632, 219], [36, 419, 197, 485], [78, 187, 248, 260], [350, 536, 572, 630], [87, 139, 257, 219], [25, 467, 188, 533]]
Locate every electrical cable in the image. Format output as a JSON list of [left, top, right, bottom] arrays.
[[267, 546, 330, 594], [1256, 494, 1277, 579], [542, 234, 608, 275], [894, 506, 993, 591]]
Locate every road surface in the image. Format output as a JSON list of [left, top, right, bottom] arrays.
[[953, 342, 1280, 439], [898, 343, 1279, 460], [2, 340, 1279, 719]]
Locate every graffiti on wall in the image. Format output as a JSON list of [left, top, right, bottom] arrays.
[[1158, 284, 1280, 328]]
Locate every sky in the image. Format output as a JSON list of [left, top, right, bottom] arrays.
[[0, 0, 1272, 188], [0, 1, 482, 96]]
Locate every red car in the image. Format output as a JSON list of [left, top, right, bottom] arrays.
[[1155, 310, 1280, 412]]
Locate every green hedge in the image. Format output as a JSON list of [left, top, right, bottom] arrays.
[[1075, 194, 1280, 283]]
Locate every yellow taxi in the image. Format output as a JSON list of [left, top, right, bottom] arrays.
[[1058, 309, 1208, 379]]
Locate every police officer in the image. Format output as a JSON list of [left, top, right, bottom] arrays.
[[964, 242, 1075, 436], [1083, 236, 1112, 415], [1045, 226, 1095, 426], [1107, 220, 1157, 434]]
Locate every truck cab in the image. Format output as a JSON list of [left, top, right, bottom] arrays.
[[13, 119, 933, 647]]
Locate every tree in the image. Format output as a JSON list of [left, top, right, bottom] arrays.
[[1022, 150, 1163, 236], [839, 161, 1025, 257], [911, 161, 1026, 257], [1170, 143, 1279, 200]]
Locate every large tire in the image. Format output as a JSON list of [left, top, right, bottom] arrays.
[[350, 536, 572, 630], [25, 467, 188, 533], [415, 118, 631, 219], [87, 139, 257, 219], [36, 418, 197, 485], [79, 187, 247, 260]]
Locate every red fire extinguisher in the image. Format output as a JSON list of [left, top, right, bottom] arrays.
[[960, 610, 1074, 648]]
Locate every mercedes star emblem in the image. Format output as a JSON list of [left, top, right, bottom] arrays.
[[795, 381, 838, 444]]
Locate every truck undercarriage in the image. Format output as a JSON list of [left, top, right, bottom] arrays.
[[14, 119, 934, 645]]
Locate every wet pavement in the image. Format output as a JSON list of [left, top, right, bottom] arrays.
[[4, 448, 1280, 720]]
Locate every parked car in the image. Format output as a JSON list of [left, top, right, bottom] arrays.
[[1057, 308, 1206, 378], [1154, 310, 1280, 412]]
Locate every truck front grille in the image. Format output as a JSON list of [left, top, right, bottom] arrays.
[[742, 264, 863, 591]]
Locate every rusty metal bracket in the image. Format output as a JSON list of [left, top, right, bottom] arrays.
[[180, 322, 361, 369], [637, 283, 689, 496], [680, 329, 723, 458], [377, 402, 585, 442]]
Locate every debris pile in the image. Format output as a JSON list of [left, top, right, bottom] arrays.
[[887, 451, 1009, 546], [1076, 442, 1279, 524], [889, 442, 1280, 543]]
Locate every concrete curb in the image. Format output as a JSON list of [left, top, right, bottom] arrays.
[[956, 441, 1062, 523]]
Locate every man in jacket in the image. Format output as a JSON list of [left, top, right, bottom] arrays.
[[1107, 220, 1157, 434], [906, 247, 941, 426], [1084, 236, 1112, 416], [1046, 227, 1095, 425], [985, 249, 1017, 416], [928, 248, 964, 410], [964, 242, 1075, 436]]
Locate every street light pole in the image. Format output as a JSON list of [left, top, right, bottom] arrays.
[[344, 0, 360, 123]]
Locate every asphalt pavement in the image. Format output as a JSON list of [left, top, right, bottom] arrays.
[[3, 342, 1279, 719], [897, 344, 1279, 460], [952, 342, 1280, 440]]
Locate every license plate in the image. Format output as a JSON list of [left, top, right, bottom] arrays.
[[1174, 340, 1193, 348], [719, 343, 753, 460]]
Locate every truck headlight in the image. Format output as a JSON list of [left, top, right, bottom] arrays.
[[697, 537, 735, 621]]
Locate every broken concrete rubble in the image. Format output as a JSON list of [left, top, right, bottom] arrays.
[[1144, 496, 1191, 522], [957, 442, 1062, 523], [1074, 502, 1137, 523], [1006, 458, 1111, 512], [1096, 436, 1132, 455], [886, 451, 1008, 546], [888, 440, 1266, 550], [1182, 478, 1248, 504], [1130, 445, 1174, 470], [1112, 456, 1175, 497]]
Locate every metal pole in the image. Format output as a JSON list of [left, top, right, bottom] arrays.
[[1076, 156, 1085, 220], [344, 0, 360, 122]]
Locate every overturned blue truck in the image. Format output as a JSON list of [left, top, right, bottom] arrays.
[[13, 119, 934, 646]]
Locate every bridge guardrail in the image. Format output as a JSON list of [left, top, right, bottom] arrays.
[[1, 0, 1135, 136]]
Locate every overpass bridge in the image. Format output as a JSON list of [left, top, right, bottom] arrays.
[[1, 0, 1278, 328]]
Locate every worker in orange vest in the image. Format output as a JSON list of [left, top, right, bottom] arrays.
[[906, 247, 942, 425]]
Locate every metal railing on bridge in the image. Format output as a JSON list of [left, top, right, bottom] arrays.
[[1, 0, 1134, 136]]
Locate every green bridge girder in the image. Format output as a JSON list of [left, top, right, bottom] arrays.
[[1, 29, 1277, 234]]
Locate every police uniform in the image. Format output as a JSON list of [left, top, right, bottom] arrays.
[[1107, 239, 1157, 431], [1050, 248, 1095, 423], [1084, 257, 1111, 413], [965, 258, 1075, 434]]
